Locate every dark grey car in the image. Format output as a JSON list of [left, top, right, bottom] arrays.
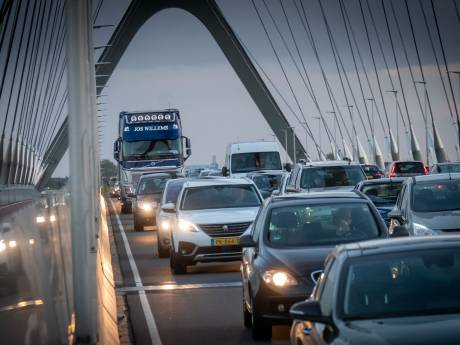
[[290, 236, 460, 345], [240, 191, 389, 340], [388, 173, 460, 236]]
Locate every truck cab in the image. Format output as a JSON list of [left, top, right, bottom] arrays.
[[113, 109, 191, 213], [222, 141, 283, 178]]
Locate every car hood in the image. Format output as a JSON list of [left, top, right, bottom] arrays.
[[413, 210, 460, 231], [178, 207, 260, 225], [264, 246, 334, 281], [342, 314, 460, 345]]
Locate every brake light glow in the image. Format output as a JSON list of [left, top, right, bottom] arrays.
[[423, 165, 429, 174], [389, 165, 397, 177]]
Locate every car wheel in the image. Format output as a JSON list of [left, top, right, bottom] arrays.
[[120, 202, 131, 214], [251, 300, 272, 340], [170, 248, 187, 274], [157, 233, 169, 258], [133, 214, 144, 232]]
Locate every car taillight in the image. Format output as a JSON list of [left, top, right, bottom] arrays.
[[423, 165, 429, 174], [388, 165, 396, 177]]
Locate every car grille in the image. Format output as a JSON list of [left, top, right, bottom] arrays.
[[198, 222, 252, 238]]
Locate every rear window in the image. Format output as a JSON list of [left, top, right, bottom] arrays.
[[363, 165, 379, 173], [181, 185, 261, 210], [412, 181, 460, 212], [267, 203, 380, 247], [395, 162, 424, 174], [438, 164, 460, 173], [300, 166, 366, 189], [252, 174, 282, 191], [361, 182, 403, 205]]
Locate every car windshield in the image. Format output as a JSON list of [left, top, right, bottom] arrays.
[[267, 203, 380, 247], [395, 162, 424, 174], [122, 139, 181, 160], [438, 164, 460, 173], [361, 182, 403, 205], [180, 185, 261, 210], [300, 166, 366, 189], [251, 174, 282, 191], [341, 248, 460, 320], [163, 181, 185, 204], [137, 175, 171, 195], [412, 180, 460, 212], [231, 152, 282, 173]]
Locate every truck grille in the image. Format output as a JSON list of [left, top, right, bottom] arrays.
[[198, 222, 252, 238]]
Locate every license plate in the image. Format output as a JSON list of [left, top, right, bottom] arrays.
[[211, 237, 240, 246]]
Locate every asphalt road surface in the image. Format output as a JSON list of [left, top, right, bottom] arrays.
[[108, 199, 290, 345]]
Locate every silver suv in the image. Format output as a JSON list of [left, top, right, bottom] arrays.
[[286, 160, 366, 193], [161, 178, 263, 274]]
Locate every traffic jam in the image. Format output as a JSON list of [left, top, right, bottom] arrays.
[[107, 110, 460, 345]]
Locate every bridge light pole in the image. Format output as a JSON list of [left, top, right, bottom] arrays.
[[367, 98, 376, 164], [313, 117, 322, 160]]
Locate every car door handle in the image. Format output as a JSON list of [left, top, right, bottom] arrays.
[[302, 327, 312, 336]]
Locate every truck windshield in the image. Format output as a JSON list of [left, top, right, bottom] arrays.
[[122, 139, 180, 160], [231, 152, 282, 173]]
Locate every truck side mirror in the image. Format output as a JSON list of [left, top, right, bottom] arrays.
[[113, 138, 121, 161], [284, 163, 292, 172], [222, 166, 229, 177]]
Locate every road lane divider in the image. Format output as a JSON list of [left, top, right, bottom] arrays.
[[109, 199, 162, 345], [116, 281, 242, 294]]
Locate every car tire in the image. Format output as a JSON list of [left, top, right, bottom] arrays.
[[133, 213, 144, 232], [170, 249, 187, 274], [251, 300, 272, 340], [157, 233, 169, 258], [120, 202, 131, 214]]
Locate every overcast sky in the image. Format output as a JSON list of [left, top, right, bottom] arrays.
[[52, 0, 460, 176]]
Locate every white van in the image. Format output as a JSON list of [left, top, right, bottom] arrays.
[[223, 141, 283, 177]]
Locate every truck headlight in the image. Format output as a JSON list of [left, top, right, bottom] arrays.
[[413, 223, 437, 236], [177, 220, 199, 232], [262, 270, 298, 287]]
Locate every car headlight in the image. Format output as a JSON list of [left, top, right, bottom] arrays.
[[413, 223, 438, 236], [262, 270, 298, 287], [160, 220, 170, 230], [177, 220, 199, 232], [140, 201, 156, 212]]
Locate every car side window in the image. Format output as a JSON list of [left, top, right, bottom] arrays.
[[318, 259, 338, 316]]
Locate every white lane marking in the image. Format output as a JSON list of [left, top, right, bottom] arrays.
[[117, 281, 242, 293], [109, 199, 162, 345]]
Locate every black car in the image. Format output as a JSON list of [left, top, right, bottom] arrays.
[[355, 177, 405, 226], [131, 172, 177, 231], [246, 171, 284, 198], [290, 236, 460, 345], [239, 191, 389, 340], [388, 173, 460, 236]]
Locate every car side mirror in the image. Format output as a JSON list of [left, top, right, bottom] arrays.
[[240, 234, 256, 247], [162, 202, 176, 213], [391, 225, 410, 238], [290, 300, 332, 324], [285, 185, 299, 193], [222, 166, 229, 177], [113, 138, 121, 161], [388, 210, 404, 223], [284, 163, 292, 172]]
